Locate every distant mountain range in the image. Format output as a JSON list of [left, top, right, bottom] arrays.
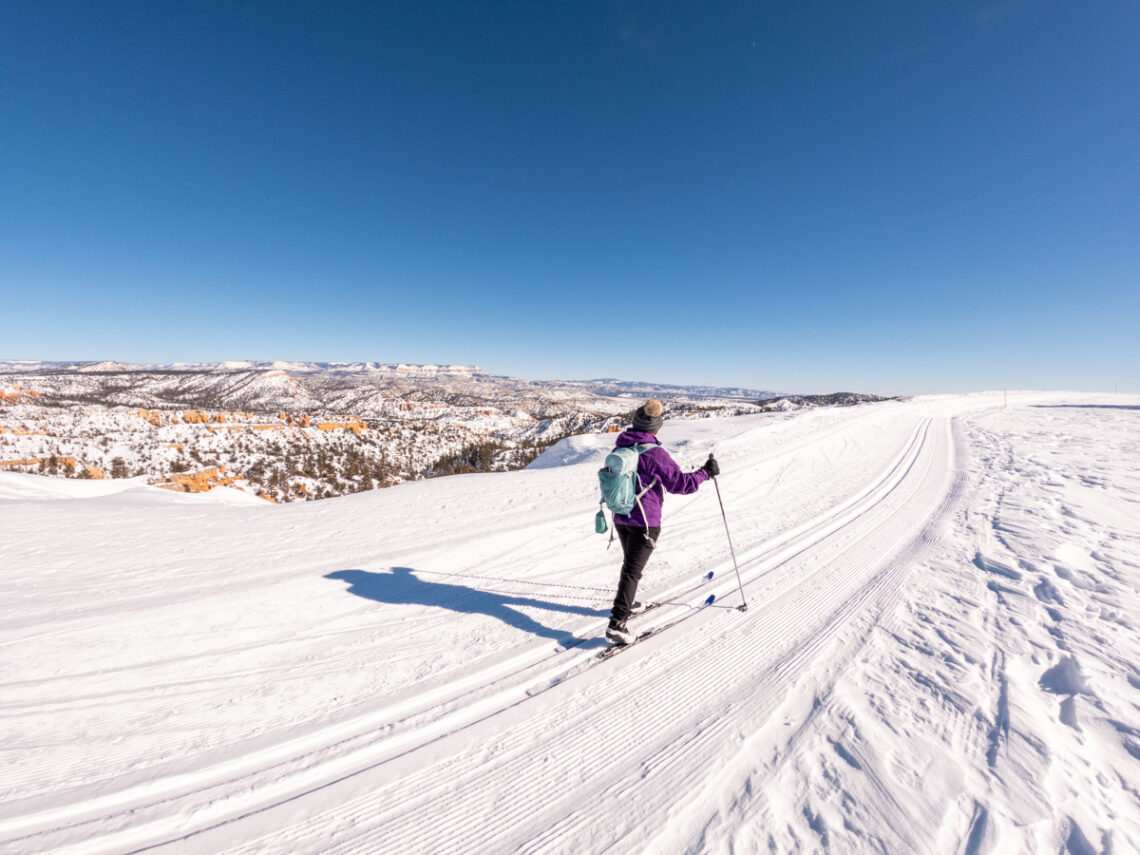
[[0, 361, 778, 414]]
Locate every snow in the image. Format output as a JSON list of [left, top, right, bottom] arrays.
[[525, 432, 614, 468], [2, 391, 1138, 853], [0, 472, 150, 501], [0, 473, 269, 507]]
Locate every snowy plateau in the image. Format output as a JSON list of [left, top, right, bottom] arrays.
[[2, 390, 1139, 854]]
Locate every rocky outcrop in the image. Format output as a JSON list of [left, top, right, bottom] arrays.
[[315, 421, 366, 435], [151, 466, 239, 493], [0, 386, 41, 403], [138, 409, 257, 427]]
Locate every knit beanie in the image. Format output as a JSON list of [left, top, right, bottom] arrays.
[[632, 398, 664, 434]]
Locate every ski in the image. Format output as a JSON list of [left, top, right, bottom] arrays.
[[530, 573, 721, 693], [628, 569, 714, 622], [597, 592, 717, 660]]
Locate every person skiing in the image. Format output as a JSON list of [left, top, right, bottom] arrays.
[[606, 399, 719, 645]]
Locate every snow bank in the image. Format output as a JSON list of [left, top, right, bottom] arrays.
[[525, 432, 613, 469], [0, 471, 149, 501]]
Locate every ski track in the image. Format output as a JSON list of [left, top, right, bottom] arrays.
[[202, 417, 943, 855], [135, 417, 945, 853], [4, 393, 1138, 854]]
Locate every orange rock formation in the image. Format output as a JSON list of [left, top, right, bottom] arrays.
[[315, 421, 366, 435], [152, 465, 240, 493], [0, 386, 41, 403]]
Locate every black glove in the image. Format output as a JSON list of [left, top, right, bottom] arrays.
[[702, 456, 720, 478]]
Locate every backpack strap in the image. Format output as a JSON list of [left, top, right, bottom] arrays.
[[632, 445, 658, 546], [633, 489, 656, 547]]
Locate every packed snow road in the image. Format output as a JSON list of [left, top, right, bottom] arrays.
[[2, 392, 1138, 853]]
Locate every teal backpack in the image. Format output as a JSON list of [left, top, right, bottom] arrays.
[[596, 444, 658, 539]]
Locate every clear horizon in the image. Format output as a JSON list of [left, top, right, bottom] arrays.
[[2, 2, 1137, 395]]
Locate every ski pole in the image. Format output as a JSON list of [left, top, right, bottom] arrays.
[[709, 453, 748, 612]]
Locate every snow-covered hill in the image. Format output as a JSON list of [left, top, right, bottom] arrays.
[[2, 391, 1137, 853]]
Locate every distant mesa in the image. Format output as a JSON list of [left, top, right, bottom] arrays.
[[77, 361, 130, 372]]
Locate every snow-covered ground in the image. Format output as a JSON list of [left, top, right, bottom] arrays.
[[2, 391, 1138, 854]]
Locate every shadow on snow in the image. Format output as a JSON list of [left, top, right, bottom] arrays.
[[325, 567, 609, 644]]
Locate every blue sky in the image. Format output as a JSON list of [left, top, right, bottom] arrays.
[[1, 1, 1137, 394]]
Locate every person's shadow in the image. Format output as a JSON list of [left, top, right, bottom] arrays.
[[326, 567, 609, 644]]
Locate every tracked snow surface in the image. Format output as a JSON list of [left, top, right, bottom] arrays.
[[2, 392, 1138, 854]]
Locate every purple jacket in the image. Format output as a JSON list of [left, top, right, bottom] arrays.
[[612, 429, 709, 529]]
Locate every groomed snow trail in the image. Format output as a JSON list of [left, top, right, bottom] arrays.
[[3, 393, 1138, 854]]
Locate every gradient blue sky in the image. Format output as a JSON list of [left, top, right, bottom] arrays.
[[2, 1, 1137, 394]]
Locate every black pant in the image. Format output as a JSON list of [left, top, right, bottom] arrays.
[[611, 525, 662, 623]]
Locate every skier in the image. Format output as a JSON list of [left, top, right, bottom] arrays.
[[606, 399, 719, 644]]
